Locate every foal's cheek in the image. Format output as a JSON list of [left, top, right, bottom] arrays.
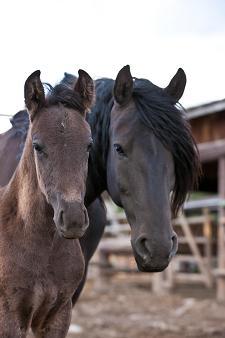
[[34, 160, 52, 201]]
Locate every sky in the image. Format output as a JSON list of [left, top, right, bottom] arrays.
[[0, 0, 225, 132]]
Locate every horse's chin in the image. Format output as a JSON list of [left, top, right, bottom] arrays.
[[57, 228, 86, 240], [135, 255, 170, 273], [136, 262, 168, 273], [61, 233, 76, 239]]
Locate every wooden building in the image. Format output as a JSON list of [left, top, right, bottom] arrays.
[[187, 99, 225, 300], [189, 99, 225, 192]]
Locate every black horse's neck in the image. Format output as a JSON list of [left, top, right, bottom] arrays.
[[85, 78, 114, 206], [85, 156, 106, 206]]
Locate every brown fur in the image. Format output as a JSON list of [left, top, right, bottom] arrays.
[[0, 69, 94, 337]]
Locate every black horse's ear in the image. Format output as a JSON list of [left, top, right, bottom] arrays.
[[24, 70, 45, 121], [164, 68, 186, 102], [114, 65, 133, 105], [74, 69, 95, 114]]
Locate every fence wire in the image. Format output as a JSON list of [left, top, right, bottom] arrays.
[[0, 114, 12, 117]]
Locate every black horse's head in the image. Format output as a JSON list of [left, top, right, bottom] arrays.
[[106, 66, 200, 272]]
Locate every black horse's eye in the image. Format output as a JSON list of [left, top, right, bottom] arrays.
[[114, 143, 126, 156], [33, 142, 44, 153]]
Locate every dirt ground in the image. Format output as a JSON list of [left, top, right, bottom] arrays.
[[67, 272, 225, 338]]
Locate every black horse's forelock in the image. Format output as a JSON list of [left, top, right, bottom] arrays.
[[44, 82, 86, 114], [88, 77, 200, 216]]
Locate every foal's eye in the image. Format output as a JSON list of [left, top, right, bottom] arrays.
[[33, 142, 44, 153], [113, 143, 126, 156], [87, 140, 93, 152]]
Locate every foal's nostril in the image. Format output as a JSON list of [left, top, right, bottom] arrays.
[[84, 209, 89, 226], [169, 233, 178, 259], [59, 210, 64, 227]]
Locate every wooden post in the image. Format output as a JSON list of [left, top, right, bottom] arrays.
[[165, 262, 174, 290], [179, 213, 213, 288], [152, 272, 166, 295], [217, 157, 225, 301], [203, 208, 212, 276]]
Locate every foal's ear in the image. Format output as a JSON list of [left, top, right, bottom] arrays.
[[74, 69, 94, 113], [114, 65, 133, 105], [164, 68, 186, 102], [24, 70, 45, 121]]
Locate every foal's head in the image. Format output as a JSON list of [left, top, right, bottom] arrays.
[[24, 70, 94, 238]]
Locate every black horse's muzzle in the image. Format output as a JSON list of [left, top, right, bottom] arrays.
[[131, 232, 178, 272]]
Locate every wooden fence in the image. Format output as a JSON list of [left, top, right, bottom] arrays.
[[96, 197, 225, 301]]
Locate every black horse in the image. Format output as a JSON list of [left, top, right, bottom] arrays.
[[0, 66, 200, 305], [72, 65, 200, 302], [0, 110, 28, 186]]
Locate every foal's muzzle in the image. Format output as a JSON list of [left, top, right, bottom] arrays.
[[53, 200, 89, 239]]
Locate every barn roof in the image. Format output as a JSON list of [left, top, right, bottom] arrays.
[[187, 99, 225, 119]]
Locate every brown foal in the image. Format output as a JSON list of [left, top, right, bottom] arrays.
[[0, 69, 94, 337]]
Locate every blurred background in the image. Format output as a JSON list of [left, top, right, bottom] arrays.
[[1, 0, 225, 130], [1, 1, 225, 337]]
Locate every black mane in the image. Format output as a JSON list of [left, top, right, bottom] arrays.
[[132, 79, 200, 216], [62, 72, 77, 88], [9, 110, 29, 160], [60, 73, 200, 215], [10, 110, 29, 131], [87, 78, 114, 182]]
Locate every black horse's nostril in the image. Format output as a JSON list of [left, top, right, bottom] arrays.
[[132, 233, 177, 272], [135, 235, 152, 262], [134, 232, 178, 263]]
